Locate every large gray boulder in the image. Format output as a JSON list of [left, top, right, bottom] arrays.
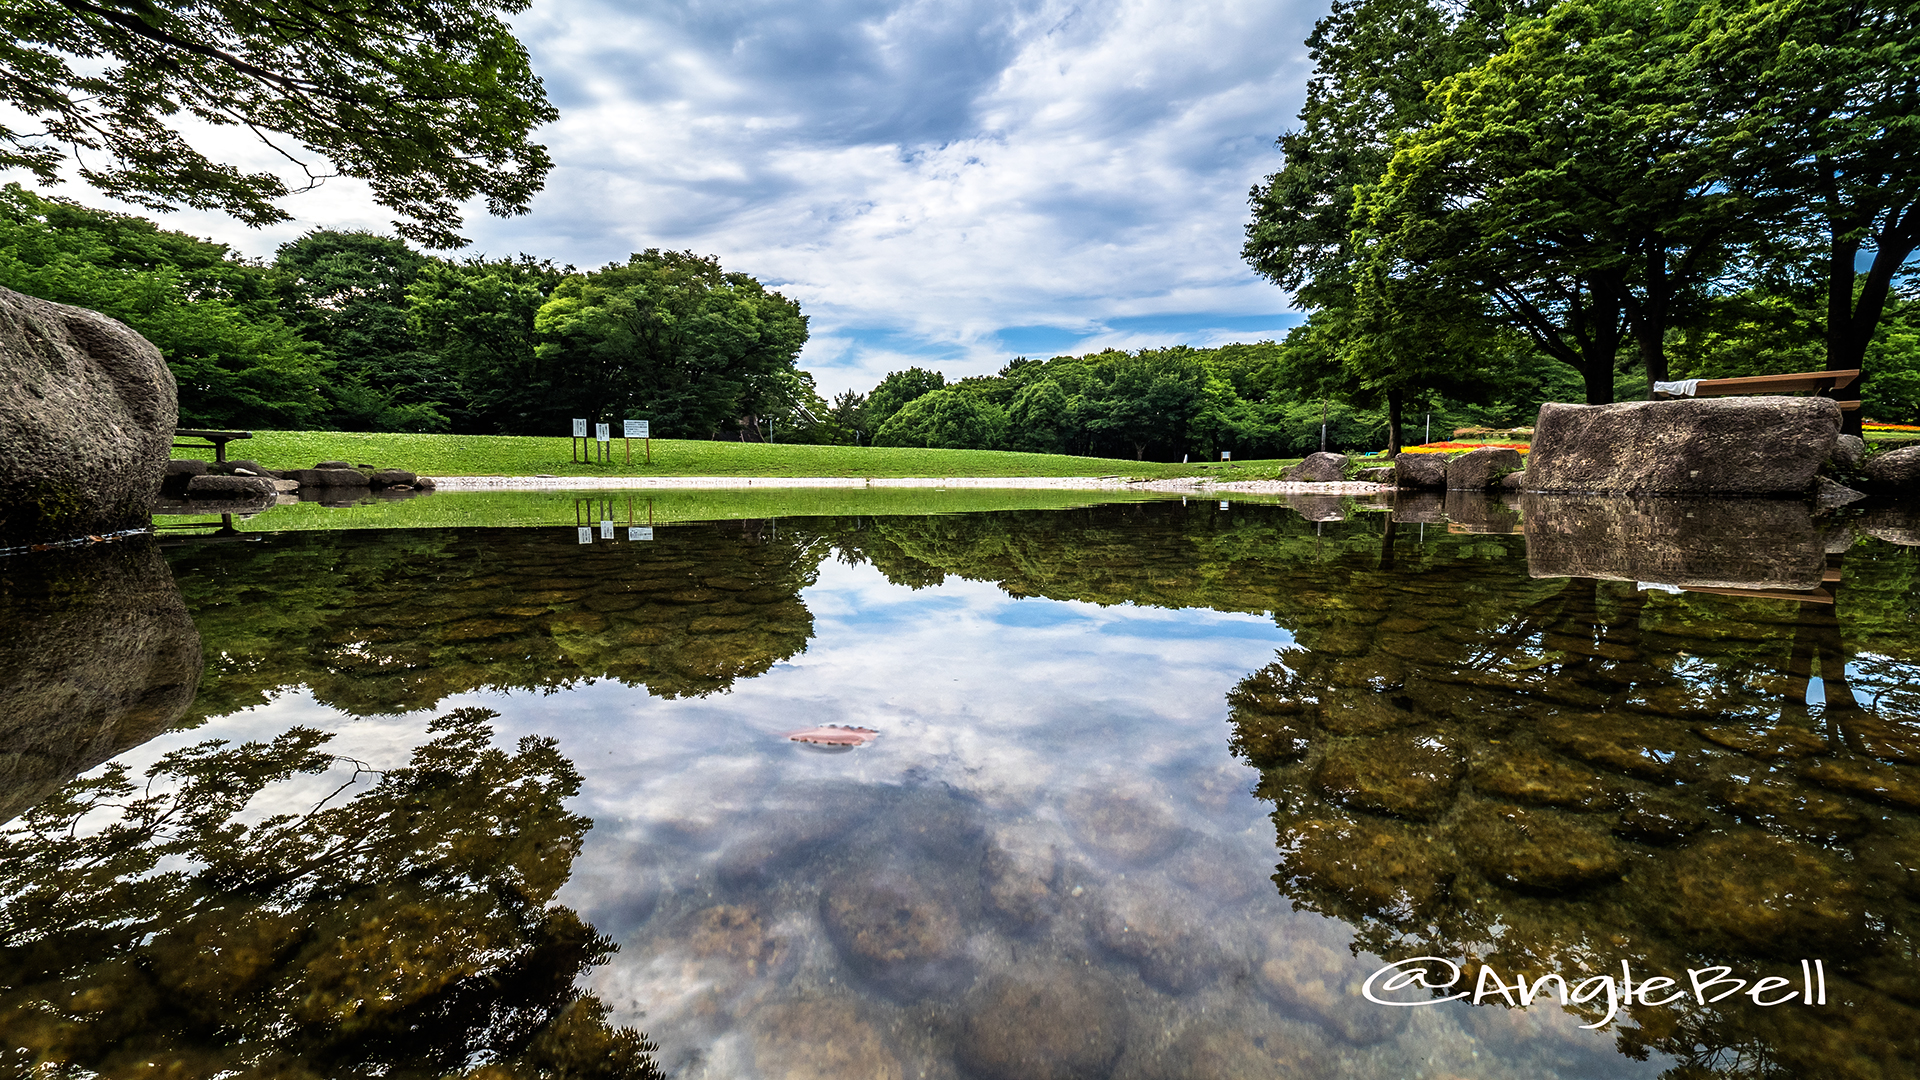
[[1392, 453, 1448, 489], [1526, 398, 1841, 496], [0, 286, 176, 545], [369, 468, 417, 488], [1446, 446, 1525, 489], [0, 539, 202, 824], [1282, 452, 1348, 483], [1864, 446, 1920, 494], [287, 467, 371, 488]]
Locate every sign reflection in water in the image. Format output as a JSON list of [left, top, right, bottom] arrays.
[[0, 498, 1916, 1079]]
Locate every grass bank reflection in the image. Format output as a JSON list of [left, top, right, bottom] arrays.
[[165, 522, 822, 723]]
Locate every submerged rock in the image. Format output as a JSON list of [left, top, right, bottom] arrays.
[[1257, 931, 1408, 1046], [1812, 475, 1868, 509], [1279, 816, 1455, 920], [1065, 786, 1186, 865], [821, 867, 968, 996], [1470, 750, 1615, 809], [983, 827, 1060, 927], [0, 286, 176, 545], [1152, 1021, 1328, 1080], [1663, 833, 1865, 955], [1093, 879, 1231, 993], [956, 963, 1128, 1080], [1311, 732, 1464, 820], [753, 996, 903, 1080], [1452, 803, 1627, 892], [1527, 397, 1841, 496]]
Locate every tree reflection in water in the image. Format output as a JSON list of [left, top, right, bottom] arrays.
[[0, 707, 659, 1079], [1228, 505, 1920, 1080]]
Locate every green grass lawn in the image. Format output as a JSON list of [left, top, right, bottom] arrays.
[[172, 431, 1312, 480]]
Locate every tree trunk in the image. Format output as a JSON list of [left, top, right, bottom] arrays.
[[1386, 388, 1404, 456], [1632, 236, 1671, 396], [1581, 361, 1615, 406], [1826, 224, 1913, 437]]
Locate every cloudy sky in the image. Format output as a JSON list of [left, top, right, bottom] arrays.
[[60, 0, 1329, 395]]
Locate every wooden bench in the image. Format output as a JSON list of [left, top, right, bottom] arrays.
[[1652, 370, 1860, 410], [173, 428, 253, 463]]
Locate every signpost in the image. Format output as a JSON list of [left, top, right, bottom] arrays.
[[624, 419, 651, 464], [571, 418, 588, 463]]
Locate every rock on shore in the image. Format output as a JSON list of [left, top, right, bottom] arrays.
[[0, 286, 175, 545], [1526, 397, 1841, 496]]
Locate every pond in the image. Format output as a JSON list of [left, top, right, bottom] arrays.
[[3, 492, 1919, 1079]]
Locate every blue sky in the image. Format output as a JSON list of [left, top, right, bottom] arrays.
[[39, 0, 1329, 395]]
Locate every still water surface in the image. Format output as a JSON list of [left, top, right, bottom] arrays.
[[4, 496, 1919, 1079]]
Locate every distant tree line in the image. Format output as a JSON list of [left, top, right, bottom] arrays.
[[1245, 0, 1920, 440], [0, 184, 807, 439], [799, 340, 1582, 461]]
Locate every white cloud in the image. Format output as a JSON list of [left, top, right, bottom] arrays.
[[11, 0, 1325, 394]]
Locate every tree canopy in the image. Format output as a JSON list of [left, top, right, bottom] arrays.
[[1250, 0, 1920, 424], [0, 183, 323, 427], [0, 0, 556, 247], [531, 250, 811, 439]]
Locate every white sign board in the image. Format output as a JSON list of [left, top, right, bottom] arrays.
[[1221, 451, 1232, 461], [576, 527, 593, 544], [572, 418, 588, 438], [595, 423, 610, 442], [625, 419, 650, 439], [1219, 501, 1230, 510], [600, 520, 613, 539], [628, 526, 654, 541]]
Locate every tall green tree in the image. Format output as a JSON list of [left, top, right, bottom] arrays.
[[873, 387, 1010, 449], [1359, 0, 1747, 402], [1082, 349, 1207, 460], [531, 250, 809, 439], [275, 229, 450, 432], [0, 184, 322, 427], [1245, 0, 1538, 411], [0, 0, 556, 246], [862, 367, 948, 435], [407, 254, 571, 434], [1697, 0, 1920, 427]]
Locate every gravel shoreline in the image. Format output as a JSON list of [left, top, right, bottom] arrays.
[[427, 474, 1393, 495]]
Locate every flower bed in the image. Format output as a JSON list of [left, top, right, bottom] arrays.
[[1398, 441, 1531, 455]]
